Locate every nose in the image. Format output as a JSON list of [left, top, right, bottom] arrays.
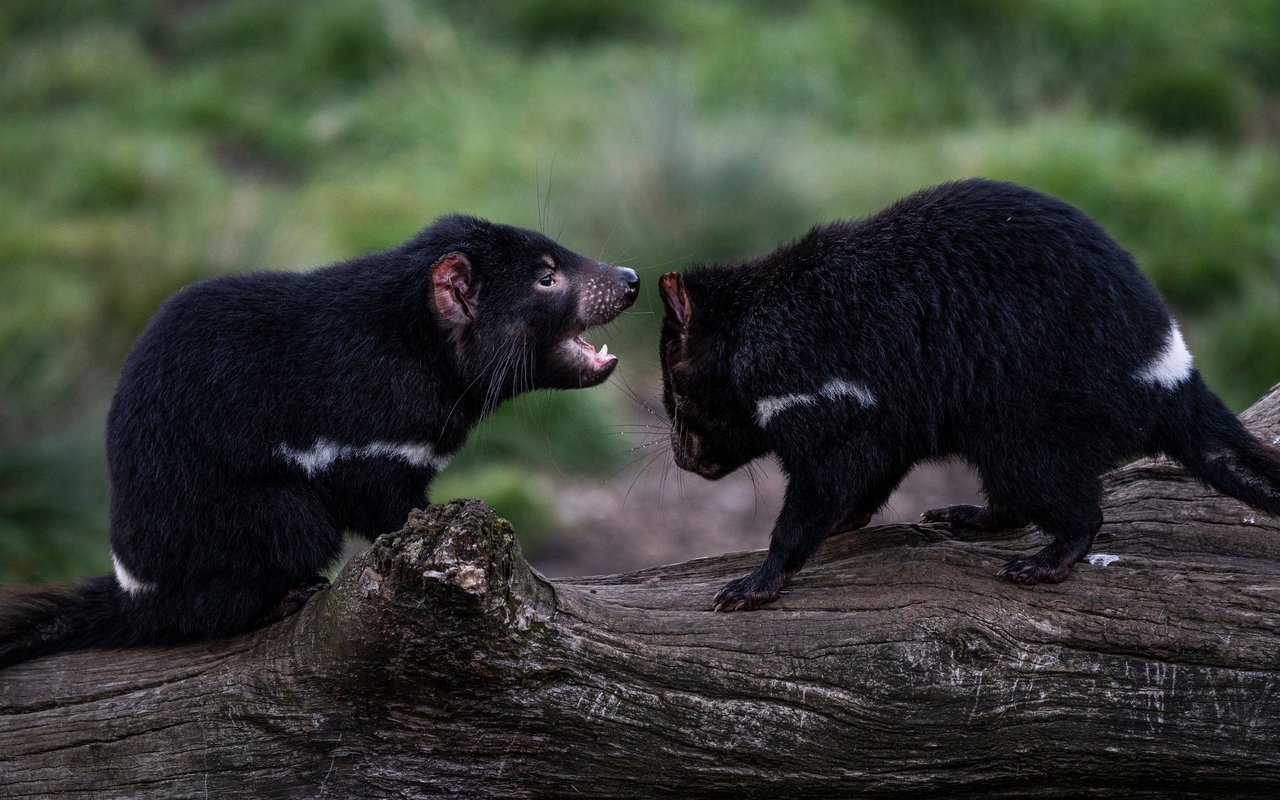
[[620, 267, 639, 301]]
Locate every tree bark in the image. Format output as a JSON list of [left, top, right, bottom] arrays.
[[2, 386, 1279, 799]]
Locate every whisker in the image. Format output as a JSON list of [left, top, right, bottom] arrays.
[[607, 241, 636, 266], [745, 462, 765, 524], [614, 373, 668, 422], [633, 253, 694, 273], [617, 440, 666, 455], [657, 455, 677, 529], [544, 151, 558, 234], [439, 341, 508, 434], [483, 337, 522, 415], [621, 448, 667, 508], [536, 163, 544, 234], [590, 432, 670, 443], [657, 442, 675, 506], [597, 214, 620, 262], [596, 414, 668, 427], [610, 443, 670, 484]]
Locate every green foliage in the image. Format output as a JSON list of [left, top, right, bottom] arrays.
[[2, 0, 1279, 583], [413, 388, 629, 552], [446, 389, 627, 476], [480, 0, 668, 47], [0, 0, 148, 37], [430, 465, 558, 551], [0, 412, 109, 584], [1121, 65, 1244, 140], [1200, 276, 1280, 411]]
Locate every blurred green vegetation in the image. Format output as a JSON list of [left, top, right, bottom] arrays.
[[2, 0, 1278, 583]]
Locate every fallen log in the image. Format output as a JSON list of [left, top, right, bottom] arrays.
[[2, 385, 1279, 799]]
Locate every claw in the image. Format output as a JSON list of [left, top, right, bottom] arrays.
[[712, 564, 791, 613]]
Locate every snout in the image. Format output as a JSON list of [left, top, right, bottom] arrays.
[[578, 262, 640, 328], [619, 267, 640, 305], [673, 435, 733, 480]]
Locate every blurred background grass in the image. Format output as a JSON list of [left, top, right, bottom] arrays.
[[2, 0, 1278, 584]]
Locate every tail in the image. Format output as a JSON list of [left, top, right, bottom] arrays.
[[1154, 376, 1280, 516], [0, 576, 132, 669]]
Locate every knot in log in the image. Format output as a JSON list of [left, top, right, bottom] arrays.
[[316, 499, 555, 683]]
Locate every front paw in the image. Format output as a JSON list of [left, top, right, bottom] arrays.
[[263, 576, 331, 623], [713, 569, 786, 612]]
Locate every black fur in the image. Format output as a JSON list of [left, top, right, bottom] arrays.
[[0, 216, 638, 667], [657, 179, 1280, 611]]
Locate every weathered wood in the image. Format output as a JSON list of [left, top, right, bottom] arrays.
[[2, 385, 1279, 799]]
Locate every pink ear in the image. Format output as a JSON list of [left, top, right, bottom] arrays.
[[659, 272, 692, 330], [431, 252, 474, 328]]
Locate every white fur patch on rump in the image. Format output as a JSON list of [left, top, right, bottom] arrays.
[[278, 438, 451, 477], [1136, 321, 1193, 389], [112, 552, 155, 595], [755, 378, 876, 426]]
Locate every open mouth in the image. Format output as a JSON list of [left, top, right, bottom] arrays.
[[570, 332, 617, 374], [546, 328, 620, 388]]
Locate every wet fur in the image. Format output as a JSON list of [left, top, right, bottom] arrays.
[[659, 179, 1280, 610]]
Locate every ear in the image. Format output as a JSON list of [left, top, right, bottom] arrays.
[[659, 272, 692, 331], [431, 252, 475, 328]]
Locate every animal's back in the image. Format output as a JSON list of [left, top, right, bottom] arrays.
[[798, 179, 1178, 453], [105, 271, 329, 589], [108, 272, 300, 459]]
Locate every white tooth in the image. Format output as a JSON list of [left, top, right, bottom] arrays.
[[599, 344, 609, 358]]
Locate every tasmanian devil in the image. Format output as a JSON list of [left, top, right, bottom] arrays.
[[658, 178, 1280, 612], [0, 215, 638, 667]]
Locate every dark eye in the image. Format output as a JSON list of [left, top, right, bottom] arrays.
[[538, 273, 556, 287]]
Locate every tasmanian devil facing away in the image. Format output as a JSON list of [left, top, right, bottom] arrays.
[[0, 215, 638, 668], [658, 178, 1280, 612]]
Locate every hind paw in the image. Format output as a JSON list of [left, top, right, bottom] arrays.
[[921, 504, 984, 528], [829, 511, 874, 537], [998, 554, 1072, 586], [922, 504, 1025, 533]]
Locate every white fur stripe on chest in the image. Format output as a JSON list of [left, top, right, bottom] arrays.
[[755, 379, 876, 426], [1136, 321, 1193, 389], [278, 438, 451, 477]]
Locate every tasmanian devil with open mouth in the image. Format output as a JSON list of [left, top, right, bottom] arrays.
[[0, 214, 637, 668]]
